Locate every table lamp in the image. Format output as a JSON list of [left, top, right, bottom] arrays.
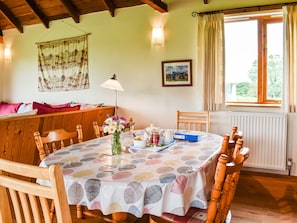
[[100, 74, 124, 116]]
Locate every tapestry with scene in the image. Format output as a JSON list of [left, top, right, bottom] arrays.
[[37, 34, 89, 92]]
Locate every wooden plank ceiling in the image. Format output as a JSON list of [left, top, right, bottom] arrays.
[[0, 0, 168, 33]]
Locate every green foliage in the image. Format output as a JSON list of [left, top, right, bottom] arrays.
[[235, 54, 282, 100], [267, 55, 282, 99]]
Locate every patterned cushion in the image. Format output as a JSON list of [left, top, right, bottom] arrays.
[[160, 208, 232, 223], [17, 103, 33, 113], [161, 208, 207, 223], [70, 101, 104, 109]]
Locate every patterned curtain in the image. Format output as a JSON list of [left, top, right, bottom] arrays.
[[197, 13, 225, 111], [37, 34, 89, 92], [283, 5, 297, 112]]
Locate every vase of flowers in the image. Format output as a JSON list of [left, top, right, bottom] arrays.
[[103, 116, 127, 155], [111, 131, 121, 155]]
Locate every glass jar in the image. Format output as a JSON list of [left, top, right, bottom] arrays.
[[111, 132, 122, 155]]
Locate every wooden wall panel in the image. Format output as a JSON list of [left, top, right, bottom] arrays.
[[0, 121, 15, 161], [80, 107, 114, 140], [61, 113, 82, 131], [14, 119, 40, 164], [0, 117, 40, 165], [80, 109, 100, 140], [0, 106, 114, 166]]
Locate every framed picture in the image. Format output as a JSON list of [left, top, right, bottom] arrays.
[[162, 60, 192, 87]]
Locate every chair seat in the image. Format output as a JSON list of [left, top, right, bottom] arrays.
[[161, 208, 207, 223], [160, 208, 231, 223]]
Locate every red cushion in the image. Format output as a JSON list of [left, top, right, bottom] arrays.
[[33, 102, 80, 115], [0, 102, 23, 115], [44, 102, 71, 108]]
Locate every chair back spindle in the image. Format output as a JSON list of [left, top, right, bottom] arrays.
[[220, 134, 230, 155]]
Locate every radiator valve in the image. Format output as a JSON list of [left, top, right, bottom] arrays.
[[287, 158, 292, 176]]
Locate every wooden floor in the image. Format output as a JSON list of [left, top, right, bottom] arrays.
[[231, 171, 297, 223], [70, 171, 297, 223]]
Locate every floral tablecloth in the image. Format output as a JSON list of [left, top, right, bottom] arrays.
[[39, 130, 222, 218]]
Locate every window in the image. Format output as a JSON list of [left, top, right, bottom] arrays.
[[225, 14, 283, 105]]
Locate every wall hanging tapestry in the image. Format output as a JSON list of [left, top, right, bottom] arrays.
[[37, 34, 89, 92]]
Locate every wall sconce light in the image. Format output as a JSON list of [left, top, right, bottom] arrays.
[[4, 48, 11, 60], [151, 27, 164, 46]]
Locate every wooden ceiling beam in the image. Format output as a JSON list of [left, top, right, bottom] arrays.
[[103, 0, 115, 17], [25, 0, 50, 28], [0, 1, 23, 33], [204, 0, 209, 4], [60, 0, 80, 23], [140, 0, 168, 13]]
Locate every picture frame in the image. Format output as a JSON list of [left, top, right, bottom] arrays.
[[162, 59, 192, 87]]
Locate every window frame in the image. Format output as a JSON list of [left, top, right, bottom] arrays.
[[224, 14, 283, 107]]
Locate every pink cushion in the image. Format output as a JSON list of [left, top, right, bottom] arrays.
[[0, 102, 23, 115], [160, 208, 206, 223], [33, 102, 80, 115]]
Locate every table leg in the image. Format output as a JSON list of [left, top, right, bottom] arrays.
[[112, 212, 128, 221]]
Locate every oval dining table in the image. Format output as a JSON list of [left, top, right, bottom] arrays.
[[38, 129, 223, 221]]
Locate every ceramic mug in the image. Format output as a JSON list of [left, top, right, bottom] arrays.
[[164, 129, 173, 144]]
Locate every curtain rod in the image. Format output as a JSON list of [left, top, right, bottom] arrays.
[[192, 2, 297, 17]]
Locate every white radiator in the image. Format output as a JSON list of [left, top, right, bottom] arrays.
[[230, 112, 287, 170]]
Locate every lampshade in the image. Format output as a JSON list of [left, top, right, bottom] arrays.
[[151, 27, 164, 46], [100, 74, 124, 91], [4, 48, 11, 60]]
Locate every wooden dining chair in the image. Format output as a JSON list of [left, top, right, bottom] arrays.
[[125, 117, 135, 132], [150, 139, 250, 223], [228, 126, 244, 162], [230, 126, 243, 143], [34, 125, 83, 161], [93, 120, 104, 138], [176, 110, 210, 132], [94, 117, 135, 138], [0, 158, 72, 223], [34, 125, 98, 220]]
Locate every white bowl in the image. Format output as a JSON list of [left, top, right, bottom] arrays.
[[133, 138, 147, 148]]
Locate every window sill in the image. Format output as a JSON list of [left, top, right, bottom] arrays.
[[226, 103, 281, 108]]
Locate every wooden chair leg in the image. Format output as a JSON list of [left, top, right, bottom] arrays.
[[76, 204, 84, 219], [149, 215, 162, 223], [149, 215, 156, 223], [112, 212, 128, 222]]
